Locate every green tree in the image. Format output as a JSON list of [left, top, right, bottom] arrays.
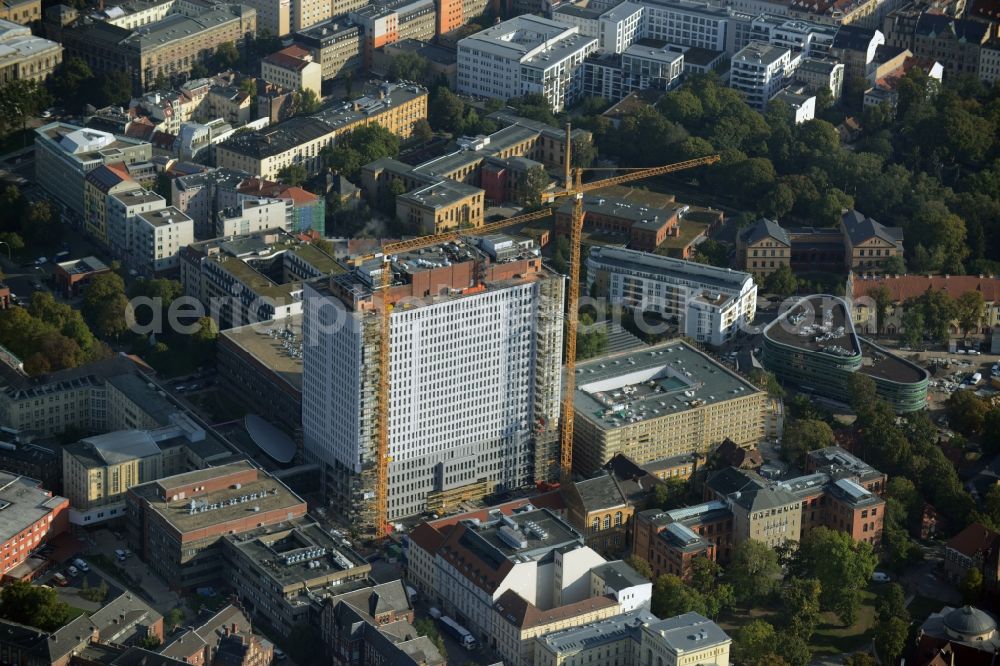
[[747, 368, 784, 398], [413, 618, 447, 657], [727, 539, 781, 604], [193, 316, 218, 345], [946, 389, 988, 437], [652, 477, 688, 510], [956, 290, 985, 338], [277, 164, 309, 187], [884, 254, 906, 275], [429, 87, 465, 133], [733, 620, 778, 666], [294, 88, 321, 115], [139, 635, 162, 649], [625, 555, 653, 580], [844, 655, 878, 666], [51, 57, 94, 111], [0, 580, 71, 631], [411, 118, 433, 144], [901, 307, 925, 348], [874, 616, 909, 664], [83, 272, 129, 340], [576, 313, 608, 360], [781, 419, 835, 469], [0, 79, 51, 137], [764, 264, 797, 297], [516, 165, 549, 208], [652, 574, 707, 617], [961, 567, 983, 604], [571, 136, 597, 169], [794, 527, 878, 625], [22, 201, 58, 247], [213, 41, 240, 70], [777, 578, 821, 642], [238, 77, 257, 99], [867, 284, 893, 336], [97, 71, 132, 106], [165, 607, 186, 631]]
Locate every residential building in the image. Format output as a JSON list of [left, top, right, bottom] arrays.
[[289, 0, 330, 32], [160, 605, 273, 666], [0, 0, 40, 24], [61, 3, 257, 94], [587, 246, 758, 346], [864, 52, 943, 110], [125, 461, 309, 590], [942, 523, 1000, 585], [262, 45, 322, 97], [238, 0, 289, 36], [133, 206, 195, 276], [35, 123, 152, 219], [0, 474, 68, 577], [794, 56, 845, 98], [640, 0, 753, 54], [108, 188, 166, 265], [748, 14, 838, 55], [348, 0, 436, 67], [457, 16, 599, 111], [829, 24, 884, 80], [0, 19, 61, 84], [222, 520, 370, 638], [910, 13, 991, 78], [914, 605, 1000, 666], [840, 208, 904, 271], [562, 458, 663, 556], [216, 198, 288, 237], [293, 18, 363, 81], [170, 166, 251, 238], [849, 273, 1000, 338], [730, 41, 792, 109], [589, 560, 653, 612], [582, 41, 684, 102], [216, 83, 427, 180], [762, 294, 929, 411], [236, 177, 326, 235], [84, 162, 141, 246], [571, 341, 768, 477], [301, 239, 564, 528]]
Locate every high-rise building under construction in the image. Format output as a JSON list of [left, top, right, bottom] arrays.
[[301, 236, 564, 528]]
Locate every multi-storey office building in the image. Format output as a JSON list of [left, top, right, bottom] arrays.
[[216, 82, 427, 180], [761, 294, 928, 411], [61, 3, 257, 93], [0, 474, 68, 577], [571, 341, 767, 477], [349, 0, 435, 66], [457, 16, 598, 112], [641, 0, 752, 54], [586, 246, 757, 346], [35, 123, 152, 219], [0, 18, 61, 84], [301, 240, 565, 528], [293, 17, 362, 81], [125, 461, 308, 590]]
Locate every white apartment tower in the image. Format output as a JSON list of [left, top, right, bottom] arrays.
[[301, 240, 564, 529], [730, 40, 792, 109]]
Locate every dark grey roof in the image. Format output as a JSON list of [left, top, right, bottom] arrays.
[[91, 592, 161, 645], [646, 612, 730, 654], [741, 218, 790, 247], [841, 209, 903, 246], [573, 475, 627, 512], [873, 44, 908, 64], [832, 24, 879, 51], [705, 467, 767, 497], [590, 560, 650, 589], [914, 13, 990, 42], [944, 605, 997, 636]]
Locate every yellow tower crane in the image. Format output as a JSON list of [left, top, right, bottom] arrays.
[[364, 140, 719, 537]]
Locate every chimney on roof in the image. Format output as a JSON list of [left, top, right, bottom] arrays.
[[232, 623, 238, 634]]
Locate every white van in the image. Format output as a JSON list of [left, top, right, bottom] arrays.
[[73, 558, 90, 572]]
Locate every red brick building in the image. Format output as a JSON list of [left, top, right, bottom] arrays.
[[0, 473, 69, 578], [632, 501, 732, 581]]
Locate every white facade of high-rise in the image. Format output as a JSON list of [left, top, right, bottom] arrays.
[[587, 246, 757, 346], [301, 273, 564, 521], [730, 41, 792, 109]]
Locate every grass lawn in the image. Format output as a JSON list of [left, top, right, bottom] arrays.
[[810, 590, 879, 656]]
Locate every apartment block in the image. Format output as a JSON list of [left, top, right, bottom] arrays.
[[262, 45, 322, 97], [125, 461, 309, 590], [160, 605, 273, 666], [35, 123, 152, 220], [587, 246, 757, 346], [302, 240, 564, 528], [293, 17, 363, 81], [571, 341, 767, 477], [216, 82, 427, 179], [216, 198, 288, 237], [829, 24, 884, 80], [0, 19, 61, 84], [108, 187, 166, 263], [457, 16, 598, 112], [793, 56, 844, 98], [349, 0, 436, 66], [0, 474, 68, 578], [134, 206, 195, 276], [62, 3, 257, 93], [730, 41, 792, 109], [237, 176, 326, 235], [910, 13, 991, 78], [238, 0, 289, 36], [582, 42, 684, 102]]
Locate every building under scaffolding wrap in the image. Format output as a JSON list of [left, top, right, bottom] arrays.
[[301, 237, 564, 533]]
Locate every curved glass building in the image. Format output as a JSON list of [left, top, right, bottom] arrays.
[[761, 295, 928, 412]]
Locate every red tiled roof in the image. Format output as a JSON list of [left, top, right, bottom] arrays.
[[279, 186, 319, 205], [852, 274, 1000, 303], [494, 590, 618, 629], [407, 522, 445, 554], [125, 122, 155, 141], [264, 46, 314, 72], [945, 522, 1000, 558]]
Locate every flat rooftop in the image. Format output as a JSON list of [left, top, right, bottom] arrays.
[[137, 206, 191, 228], [459, 507, 582, 562], [538, 609, 656, 653], [149, 477, 303, 534], [858, 339, 928, 384], [219, 314, 303, 391], [764, 295, 859, 357], [0, 474, 65, 544], [573, 340, 762, 432], [588, 245, 752, 292]]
